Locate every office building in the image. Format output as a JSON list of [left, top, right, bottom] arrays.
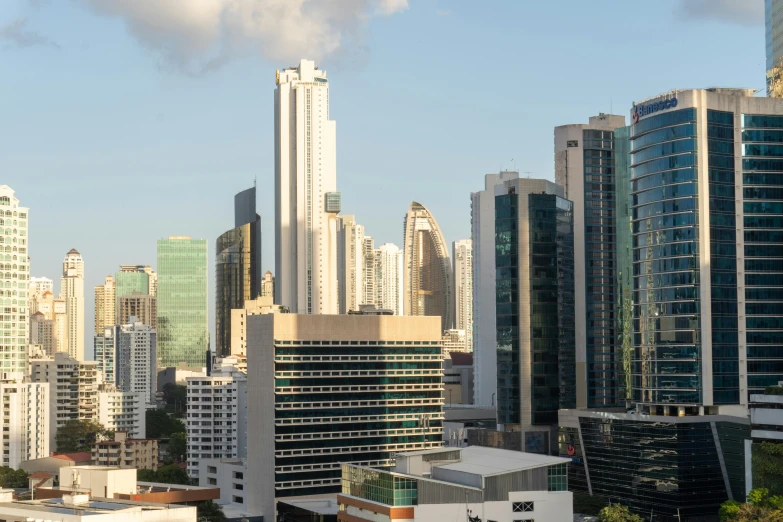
[[30, 352, 99, 451], [117, 318, 157, 407], [117, 292, 156, 327], [768, 0, 783, 97], [337, 214, 364, 314], [246, 314, 444, 519], [339, 446, 572, 522], [275, 59, 339, 315], [115, 265, 157, 300], [215, 186, 262, 357], [441, 329, 468, 356], [471, 171, 519, 407], [494, 178, 575, 431], [362, 236, 376, 307], [91, 431, 158, 470], [0, 374, 49, 469], [97, 388, 145, 438], [30, 312, 55, 357], [186, 361, 247, 479], [375, 243, 403, 316], [444, 352, 474, 405], [93, 326, 116, 385], [403, 201, 454, 332], [452, 239, 473, 353], [555, 113, 628, 409], [61, 248, 85, 361], [229, 296, 285, 356], [0, 186, 29, 373], [261, 270, 274, 299], [157, 237, 208, 368], [94, 275, 115, 336]]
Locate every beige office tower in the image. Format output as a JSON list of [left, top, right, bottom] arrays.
[[53, 298, 67, 353], [94, 275, 115, 335], [452, 239, 473, 352], [30, 312, 55, 357], [337, 214, 364, 314], [117, 292, 157, 327], [61, 248, 85, 361], [29, 277, 53, 315], [403, 201, 454, 332], [261, 271, 275, 299]]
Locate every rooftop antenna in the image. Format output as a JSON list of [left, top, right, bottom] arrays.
[[523, 171, 533, 179]]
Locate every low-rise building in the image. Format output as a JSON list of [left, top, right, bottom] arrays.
[[444, 351, 473, 405], [338, 446, 573, 521], [21, 452, 92, 476], [91, 431, 159, 470]]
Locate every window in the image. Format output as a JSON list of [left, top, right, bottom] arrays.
[[233, 471, 243, 479], [232, 496, 244, 504], [513, 502, 534, 512], [567, 140, 579, 148], [233, 483, 243, 490], [207, 478, 217, 485], [207, 466, 217, 474]]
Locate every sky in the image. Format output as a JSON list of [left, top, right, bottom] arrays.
[[0, 0, 766, 356]]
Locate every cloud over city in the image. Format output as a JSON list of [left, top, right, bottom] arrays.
[[674, 0, 763, 27]]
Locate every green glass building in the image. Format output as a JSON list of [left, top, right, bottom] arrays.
[[156, 237, 208, 368]]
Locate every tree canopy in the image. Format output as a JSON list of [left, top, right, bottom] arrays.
[[197, 500, 226, 522], [162, 383, 187, 416], [598, 504, 644, 522], [137, 464, 190, 485], [146, 409, 186, 439], [0, 467, 28, 488], [720, 488, 783, 522], [168, 432, 187, 462], [55, 420, 112, 453]]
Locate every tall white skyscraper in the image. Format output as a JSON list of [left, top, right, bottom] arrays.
[[0, 186, 29, 373], [275, 59, 339, 314], [453, 239, 473, 353], [337, 215, 364, 314], [61, 248, 85, 361], [362, 236, 376, 307], [375, 243, 404, 316]]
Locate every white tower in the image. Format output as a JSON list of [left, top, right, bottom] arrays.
[[61, 248, 85, 361], [453, 239, 473, 352], [275, 59, 339, 314], [337, 215, 364, 314], [375, 243, 404, 316], [0, 186, 29, 373]]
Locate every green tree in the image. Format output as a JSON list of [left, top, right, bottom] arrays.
[[162, 383, 187, 416], [0, 467, 28, 488], [136, 464, 190, 485], [598, 504, 644, 522], [146, 409, 186, 439], [197, 500, 226, 522], [720, 488, 783, 522], [754, 442, 783, 495], [137, 469, 157, 482], [168, 432, 187, 462], [55, 420, 111, 453]]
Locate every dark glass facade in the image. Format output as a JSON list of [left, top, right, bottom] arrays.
[[495, 190, 575, 427], [631, 108, 702, 406], [583, 129, 621, 407], [742, 114, 783, 394], [615, 126, 634, 403], [561, 416, 748, 522]]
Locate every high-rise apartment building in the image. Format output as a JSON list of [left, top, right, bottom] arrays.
[[216, 186, 262, 357], [97, 389, 145, 438], [0, 187, 29, 373], [61, 248, 85, 361], [494, 178, 575, 429], [30, 312, 55, 357], [28, 277, 53, 311], [94, 326, 116, 385], [261, 271, 274, 299], [157, 237, 208, 368], [555, 113, 628, 409], [452, 239, 473, 353], [337, 215, 364, 314], [115, 265, 157, 300], [362, 236, 376, 307], [471, 171, 519, 407], [186, 361, 247, 479], [117, 318, 157, 407], [403, 202, 454, 332], [767, 0, 783, 97], [229, 296, 285, 356], [94, 275, 115, 335], [117, 292, 157, 327], [275, 59, 340, 315], [0, 375, 49, 468], [246, 314, 444, 518], [375, 243, 403, 316]]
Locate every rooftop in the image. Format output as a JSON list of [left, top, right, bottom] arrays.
[[425, 446, 569, 476], [278, 498, 339, 515], [0, 497, 190, 516], [51, 452, 92, 462]]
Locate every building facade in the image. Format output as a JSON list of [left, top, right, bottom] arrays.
[[61, 248, 85, 361], [495, 178, 575, 430], [94, 275, 115, 336], [117, 318, 157, 407], [117, 292, 156, 327], [246, 314, 444, 519], [275, 59, 339, 315], [555, 113, 628, 409], [768, 0, 783, 97], [92, 431, 159, 470], [375, 243, 403, 316], [403, 201, 454, 332], [115, 265, 157, 303], [0, 186, 29, 374], [30, 312, 55, 357], [0, 375, 49, 469], [452, 239, 473, 353], [215, 186, 262, 357], [97, 388, 145, 438], [337, 215, 364, 314], [93, 326, 116, 385], [261, 271, 274, 299], [229, 296, 285, 356], [157, 236, 208, 368], [471, 171, 519, 407]]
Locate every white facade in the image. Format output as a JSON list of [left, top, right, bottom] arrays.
[[0, 375, 49, 468], [442, 329, 468, 355], [337, 215, 364, 314], [275, 59, 339, 315], [186, 364, 247, 479], [452, 239, 473, 353], [198, 458, 249, 508], [97, 389, 145, 438], [28, 277, 53, 306], [375, 243, 404, 315], [117, 318, 157, 407], [61, 249, 85, 361], [471, 171, 519, 407], [362, 236, 376, 307], [30, 352, 99, 451], [0, 187, 29, 374]]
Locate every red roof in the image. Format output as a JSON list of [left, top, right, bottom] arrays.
[[51, 452, 92, 462], [450, 352, 473, 366], [28, 472, 54, 479]]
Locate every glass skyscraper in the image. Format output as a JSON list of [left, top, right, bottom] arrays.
[[215, 186, 261, 357], [767, 0, 783, 97], [157, 237, 208, 368]]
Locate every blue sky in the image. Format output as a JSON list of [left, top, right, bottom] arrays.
[[0, 0, 765, 352]]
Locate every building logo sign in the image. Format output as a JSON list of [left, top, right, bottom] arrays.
[[632, 96, 678, 123]]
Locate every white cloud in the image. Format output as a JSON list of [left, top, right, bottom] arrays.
[[674, 0, 763, 26], [80, 0, 410, 74], [0, 18, 60, 49]]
